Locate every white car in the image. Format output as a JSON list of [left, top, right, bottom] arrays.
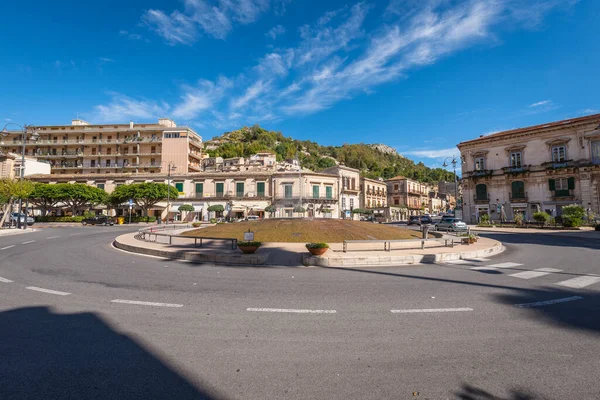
[[246, 215, 260, 221]]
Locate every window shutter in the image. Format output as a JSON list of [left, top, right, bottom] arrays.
[[567, 177, 575, 190], [548, 179, 555, 191]]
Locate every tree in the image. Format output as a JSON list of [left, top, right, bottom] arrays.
[[110, 183, 178, 217], [0, 179, 35, 201], [178, 204, 194, 212], [29, 183, 62, 216], [562, 205, 585, 227], [54, 183, 107, 215]]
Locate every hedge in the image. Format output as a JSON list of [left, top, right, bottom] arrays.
[[35, 216, 85, 223]]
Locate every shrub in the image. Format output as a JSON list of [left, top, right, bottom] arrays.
[[209, 218, 217, 224], [533, 211, 551, 223], [514, 213, 524, 226], [305, 242, 330, 249], [238, 241, 261, 247], [178, 204, 194, 212], [265, 205, 277, 213], [293, 206, 306, 213], [192, 222, 202, 227], [479, 214, 490, 224], [129, 216, 156, 223], [562, 205, 584, 227], [207, 205, 224, 212], [35, 216, 85, 223]]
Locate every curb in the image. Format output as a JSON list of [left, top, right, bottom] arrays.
[[113, 233, 269, 266], [302, 242, 505, 267]]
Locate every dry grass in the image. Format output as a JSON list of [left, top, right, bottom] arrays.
[[182, 219, 421, 243]]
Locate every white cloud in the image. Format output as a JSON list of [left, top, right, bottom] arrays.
[[529, 100, 551, 107], [172, 77, 233, 119], [404, 148, 458, 159], [119, 30, 145, 41], [231, 80, 271, 109], [143, 0, 276, 44], [266, 24, 285, 39], [99, 57, 115, 63], [579, 108, 599, 115], [90, 93, 170, 123]]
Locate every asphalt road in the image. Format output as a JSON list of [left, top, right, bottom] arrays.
[[1, 225, 599, 400]]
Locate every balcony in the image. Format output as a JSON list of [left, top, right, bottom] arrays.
[[275, 195, 336, 202], [189, 164, 202, 171], [502, 165, 530, 175], [189, 152, 202, 160], [509, 192, 528, 203], [341, 186, 359, 194], [465, 169, 494, 178], [51, 164, 83, 169], [202, 191, 270, 200], [551, 189, 575, 200], [36, 152, 83, 158], [473, 193, 490, 204], [542, 160, 575, 170]]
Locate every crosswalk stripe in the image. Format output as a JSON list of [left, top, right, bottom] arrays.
[[510, 268, 562, 279], [486, 262, 523, 269], [470, 266, 499, 271], [555, 276, 600, 289]]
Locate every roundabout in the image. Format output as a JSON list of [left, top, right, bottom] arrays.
[[1, 225, 600, 399]]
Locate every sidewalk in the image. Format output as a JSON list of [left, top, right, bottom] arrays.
[[470, 225, 599, 239], [0, 228, 36, 237], [113, 231, 504, 268]]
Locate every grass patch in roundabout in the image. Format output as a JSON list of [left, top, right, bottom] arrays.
[[182, 219, 421, 243]]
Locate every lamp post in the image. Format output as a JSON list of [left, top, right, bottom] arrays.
[[1, 123, 39, 229], [165, 161, 176, 225], [442, 156, 460, 215]]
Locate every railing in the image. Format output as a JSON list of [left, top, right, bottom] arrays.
[[138, 224, 237, 249], [542, 160, 575, 169], [473, 194, 490, 203], [591, 156, 600, 165], [502, 165, 530, 174], [551, 189, 574, 198], [509, 192, 528, 202], [275, 195, 336, 201]]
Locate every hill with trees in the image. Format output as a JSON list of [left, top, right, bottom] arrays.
[[204, 125, 455, 183]]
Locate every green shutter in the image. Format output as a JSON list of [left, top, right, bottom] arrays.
[[195, 183, 203, 196], [216, 182, 224, 196], [175, 183, 184, 193], [548, 179, 555, 191], [257, 182, 265, 197], [326, 186, 332, 199], [313, 185, 319, 198], [285, 185, 293, 198], [236, 182, 244, 197], [567, 177, 575, 190]]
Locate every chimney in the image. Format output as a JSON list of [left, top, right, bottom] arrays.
[[130, 121, 134, 129]]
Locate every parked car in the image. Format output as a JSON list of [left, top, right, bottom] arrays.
[[81, 215, 114, 226], [246, 215, 260, 221], [10, 213, 35, 226], [407, 215, 432, 226], [434, 217, 467, 232]]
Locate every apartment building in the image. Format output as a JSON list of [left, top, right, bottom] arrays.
[[320, 165, 361, 219], [271, 171, 339, 218], [0, 153, 16, 179], [385, 176, 432, 215], [458, 113, 600, 223], [360, 177, 387, 209], [0, 118, 203, 175]]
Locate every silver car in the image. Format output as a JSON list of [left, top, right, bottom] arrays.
[[434, 217, 467, 232]]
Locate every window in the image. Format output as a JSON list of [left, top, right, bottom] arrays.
[[91, 160, 96, 167], [475, 184, 488, 201], [350, 198, 354, 209], [123, 147, 128, 154], [236, 182, 244, 197], [342, 197, 346, 210], [91, 148, 97, 155], [549, 177, 574, 197], [195, 183, 203, 197], [150, 158, 156, 166], [511, 181, 525, 199], [592, 141, 600, 164], [326, 186, 333, 199], [175, 182, 184, 193], [257, 182, 265, 197], [552, 145, 566, 162], [284, 184, 293, 199], [164, 132, 180, 139], [475, 157, 485, 171], [510, 152, 522, 168], [107, 148, 112, 155], [97, 183, 105, 190], [312, 185, 319, 198], [394, 199, 399, 205], [105, 160, 110, 167], [216, 182, 224, 197], [394, 184, 399, 191], [151, 146, 156, 154]]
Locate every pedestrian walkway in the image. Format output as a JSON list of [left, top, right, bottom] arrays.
[[442, 258, 600, 289]]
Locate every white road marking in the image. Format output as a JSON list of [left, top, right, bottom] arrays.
[[555, 276, 600, 289], [26, 286, 71, 296], [46, 236, 60, 239], [510, 268, 562, 279], [445, 260, 475, 265], [514, 296, 583, 308], [0, 276, 14, 283], [486, 262, 523, 269], [21, 240, 36, 244], [111, 299, 184, 308], [391, 308, 473, 313], [470, 267, 499, 271], [1, 245, 15, 250], [247, 308, 337, 314]]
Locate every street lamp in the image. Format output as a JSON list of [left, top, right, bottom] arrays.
[[442, 156, 460, 215], [1, 123, 39, 229], [165, 161, 176, 225]]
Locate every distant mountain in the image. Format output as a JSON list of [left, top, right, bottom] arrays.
[[204, 125, 454, 184]]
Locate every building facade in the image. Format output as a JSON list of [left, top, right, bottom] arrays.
[[360, 177, 387, 210], [385, 176, 431, 215], [0, 153, 16, 179], [0, 118, 203, 175], [458, 113, 600, 223], [320, 165, 361, 219]]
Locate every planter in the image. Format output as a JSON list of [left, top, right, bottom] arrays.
[[307, 247, 329, 256], [238, 245, 259, 254], [469, 238, 478, 244]]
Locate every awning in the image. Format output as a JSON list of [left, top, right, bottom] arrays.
[[231, 206, 246, 211], [193, 206, 203, 212]]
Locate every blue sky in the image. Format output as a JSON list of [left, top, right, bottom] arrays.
[[1, 0, 599, 169]]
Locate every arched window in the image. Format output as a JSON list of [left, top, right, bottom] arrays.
[[511, 181, 525, 199], [475, 184, 488, 201]]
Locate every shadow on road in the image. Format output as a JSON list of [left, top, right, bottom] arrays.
[[0, 306, 225, 400], [455, 384, 543, 399], [478, 232, 600, 250]]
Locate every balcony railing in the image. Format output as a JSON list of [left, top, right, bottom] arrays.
[[275, 195, 336, 201], [551, 189, 574, 199], [473, 193, 490, 203], [465, 169, 494, 178], [502, 165, 530, 174], [592, 156, 600, 165], [542, 160, 575, 169], [509, 192, 528, 202]]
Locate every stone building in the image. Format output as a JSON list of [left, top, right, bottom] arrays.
[[360, 177, 387, 210], [458, 113, 600, 223], [320, 165, 361, 219], [385, 176, 432, 215]]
